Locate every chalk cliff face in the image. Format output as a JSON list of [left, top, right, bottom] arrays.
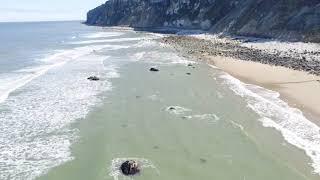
[[86, 0, 320, 42]]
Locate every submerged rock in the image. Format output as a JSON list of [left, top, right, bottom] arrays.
[[150, 67, 159, 72], [120, 160, 140, 176], [87, 76, 100, 81], [200, 158, 207, 163], [186, 73, 191, 75]]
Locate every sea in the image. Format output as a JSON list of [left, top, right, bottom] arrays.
[[0, 21, 319, 180]]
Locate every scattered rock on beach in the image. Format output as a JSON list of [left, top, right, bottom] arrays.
[[149, 67, 159, 72], [120, 160, 140, 176], [160, 36, 320, 76], [87, 76, 100, 81]]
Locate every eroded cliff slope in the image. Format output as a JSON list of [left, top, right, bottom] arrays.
[[86, 0, 320, 42]]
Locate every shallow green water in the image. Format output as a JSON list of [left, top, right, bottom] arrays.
[[2, 23, 318, 180], [39, 62, 318, 180]]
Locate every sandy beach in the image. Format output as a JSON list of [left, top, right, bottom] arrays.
[[208, 56, 320, 122], [161, 35, 320, 123]]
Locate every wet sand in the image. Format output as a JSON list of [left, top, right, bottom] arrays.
[[207, 56, 320, 123]]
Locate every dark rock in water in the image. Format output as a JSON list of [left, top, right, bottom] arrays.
[[186, 73, 191, 75], [87, 76, 100, 81], [120, 160, 140, 176], [153, 145, 160, 149], [168, 107, 176, 110], [187, 63, 193, 67], [150, 67, 159, 72]]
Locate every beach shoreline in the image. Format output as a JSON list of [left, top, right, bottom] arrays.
[[210, 56, 320, 124], [160, 35, 320, 124]]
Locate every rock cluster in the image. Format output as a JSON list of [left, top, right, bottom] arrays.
[[120, 160, 140, 176], [161, 36, 320, 76]]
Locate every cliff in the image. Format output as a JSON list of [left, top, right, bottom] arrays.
[[86, 0, 320, 42]]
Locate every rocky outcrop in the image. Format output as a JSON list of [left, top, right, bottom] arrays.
[[86, 0, 320, 42], [120, 160, 140, 176]]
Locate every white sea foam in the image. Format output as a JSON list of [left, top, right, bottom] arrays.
[[166, 106, 219, 123], [0, 44, 129, 106], [104, 64, 121, 78], [133, 40, 158, 48], [146, 32, 166, 38], [220, 73, 320, 175], [183, 114, 220, 123], [132, 52, 146, 61], [133, 51, 194, 65], [166, 106, 192, 115], [109, 158, 159, 180], [83, 32, 124, 39], [69, 37, 150, 45], [216, 91, 224, 99], [0, 52, 120, 179], [147, 94, 163, 102], [41, 44, 129, 63], [230, 121, 244, 131], [208, 64, 219, 69], [0, 62, 65, 104], [230, 121, 250, 137]]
